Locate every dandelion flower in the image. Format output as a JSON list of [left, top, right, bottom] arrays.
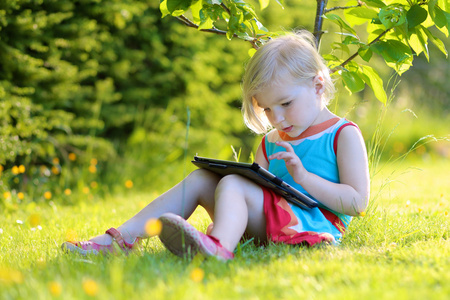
[[418, 208, 423, 213], [68, 153, 76, 161], [3, 191, 11, 199], [82, 279, 99, 296], [125, 180, 133, 189], [51, 166, 59, 174], [0, 165, 3, 172], [17, 192, 25, 200], [18, 165, 26, 173], [83, 187, 90, 194], [145, 219, 162, 236], [48, 281, 62, 296], [0, 267, 24, 284], [90, 158, 98, 166], [88, 165, 96, 173], [189, 267, 205, 282], [64, 188, 72, 196], [44, 191, 52, 200], [359, 211, 366, 217], [90, 181, 98, 189], [52, 158, 60, 165], [29, 213, 41, 227], [12, 166, 20, 175], [51, 166, 60, 175]]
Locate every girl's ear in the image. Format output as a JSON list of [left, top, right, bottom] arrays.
[[313, 74, 325, 95]]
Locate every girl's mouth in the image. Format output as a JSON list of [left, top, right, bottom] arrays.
[[282, 126, 293, 133]]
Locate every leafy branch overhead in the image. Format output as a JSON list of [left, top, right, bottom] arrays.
[[160, 0, 449, 104]]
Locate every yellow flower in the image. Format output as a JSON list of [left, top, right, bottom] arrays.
[[418, 208, 423, 213], [17, 192, 25, 200], [0, 165, 3, 172], [44, 191, 52, 200], [52, 157, 60, 165], [145, 219, 162, 236], [0, 267, 24, 284], [64, 188, 72, 196], [3, 191, 11, 199], [18, 165, 26, 173], [51, 166, 60, 175], [189, 267, 205, 282], [12, 166, 20, 175], [83, 187, 90, 194], [48, 281, 62, 297], [125, 180, 133, 189], [88, 165, 96, 173], [90, 158, 98, 166], [29, 213, 41, 227], [90, 181, 98, 189], [68, 153, 76, 161], [82, 279, 99, 296], [359, 211, 366, 217]]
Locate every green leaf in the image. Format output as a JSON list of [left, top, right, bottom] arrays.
[[259, 0, 270, 10], [406, 5, 428, 29], [421, 25, 448, 58], [379, 5, 407, 29], [358, 46, 373, 62], [345, 7, 379, 26], [166, 0, 195, 16], [409, 27, 429, 61], [341, 70, 365, 94], [431, 6, 448, 28], [323, 14, 357, 35], [360, 65, 387, 104], [364, 0, 386, 9], [160, 0, 170, 18], [370, 40, 413, 75]]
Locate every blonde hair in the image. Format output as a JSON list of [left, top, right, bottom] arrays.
[[242, 30, 335, 134]]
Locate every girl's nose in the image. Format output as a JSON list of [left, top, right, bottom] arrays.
[[271, 111, 285, 125]]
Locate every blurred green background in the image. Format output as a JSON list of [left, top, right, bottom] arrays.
[[0, 0, 448, 206]]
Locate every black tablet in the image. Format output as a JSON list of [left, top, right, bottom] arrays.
[[192, 156, 318, 210]]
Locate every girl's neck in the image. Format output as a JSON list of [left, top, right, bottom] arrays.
[[312, 107, 337, 126]]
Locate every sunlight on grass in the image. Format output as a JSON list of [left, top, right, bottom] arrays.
[[1, 158, 449, 299]]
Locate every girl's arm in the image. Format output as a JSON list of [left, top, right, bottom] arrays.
[[269, 126, 370, 216], [254, 141, 269, 170]]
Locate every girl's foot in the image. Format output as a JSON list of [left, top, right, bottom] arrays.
[[158, 213, 234, 261], [61, 228, 141, 255]]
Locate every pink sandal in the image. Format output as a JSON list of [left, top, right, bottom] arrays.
[[61, 228, 141, 255]]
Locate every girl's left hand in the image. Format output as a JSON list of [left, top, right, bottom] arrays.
[[268, 141, 308, 184]]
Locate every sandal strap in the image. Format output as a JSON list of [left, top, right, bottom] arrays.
[[105, 228, 127, 249]]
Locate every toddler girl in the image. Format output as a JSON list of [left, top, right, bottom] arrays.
[[62, 30, 370, 260]]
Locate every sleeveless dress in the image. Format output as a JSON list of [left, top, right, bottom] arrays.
[[261, 117, 357, 246]]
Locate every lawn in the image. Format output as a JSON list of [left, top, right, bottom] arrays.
[[1, 156, 449, 299]]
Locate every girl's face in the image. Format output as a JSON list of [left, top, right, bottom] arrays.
[[254, 76, 326, 138]]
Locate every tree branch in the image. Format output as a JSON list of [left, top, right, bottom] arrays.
[[175, 15, 261, 49], [176, 15, 228, 36], [314, 0, 328, 46], [330, 29, 391, 73], [325, 0, 363, 13]]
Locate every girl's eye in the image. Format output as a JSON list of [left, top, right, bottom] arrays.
[[282, 101, 292, 107], [263, 108, 271, 112]]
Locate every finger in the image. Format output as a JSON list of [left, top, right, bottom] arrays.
[[275, 141, 294, 153]]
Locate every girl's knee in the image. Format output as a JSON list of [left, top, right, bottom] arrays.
[[217, 174, 247, 190], [188, 169, 221, 184]]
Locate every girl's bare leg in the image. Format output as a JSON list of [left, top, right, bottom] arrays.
[[89, 169, 221, 245], [209, 174, 267, 251]]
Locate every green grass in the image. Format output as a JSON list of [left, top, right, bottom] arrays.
[[1, 157, 449, 299]]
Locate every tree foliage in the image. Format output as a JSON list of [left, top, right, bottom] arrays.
[[160, 0, 449, 104]]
